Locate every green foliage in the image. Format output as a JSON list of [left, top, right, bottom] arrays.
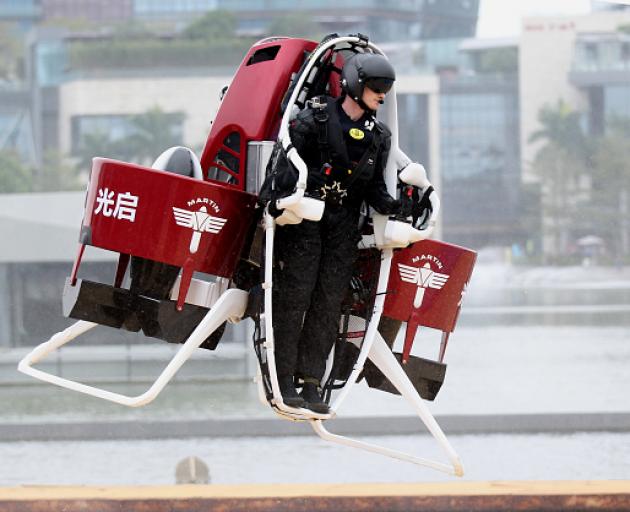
[[266, 14, 322, 39], [40, 16, 97, 32], [125, 107, 186, 164], [477, 47, 518, 74], [589, 122, 630, 251], [529, 99, 590, 161], [74, 107, 186, 168], [74, 132, 129, 174], [35, 150, 83, 192], [0, 22, 24, 80], [0, 149, 83, 194], [112, 20, 154, 39], [531, 99, 630, 261], [66, 10, 257, 71], [183, 10, 237, 40], [68, 37, 254, 70], [0, 150, 32, 193], [529, 100, 591, 261]]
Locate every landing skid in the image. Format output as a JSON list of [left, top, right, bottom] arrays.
[[255, 204, 463, 475], [254, 316, 462, 475], [18, 288, 248, 407], [312, 331, 463, 476]]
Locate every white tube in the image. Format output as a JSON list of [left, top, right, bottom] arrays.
[[311, 329, 463, 476], [330, 248, 393, 412], [18, 289, 248, 407]]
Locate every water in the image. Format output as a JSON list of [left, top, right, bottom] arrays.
[[2, 432, 629, 485], [2, 263, 630, 486], [2, 325, 628, 423]]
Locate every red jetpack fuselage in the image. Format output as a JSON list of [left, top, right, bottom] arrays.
[[67, 36, 475, 385], [19, 35, 476, 477], [71, 38, 319, 309]]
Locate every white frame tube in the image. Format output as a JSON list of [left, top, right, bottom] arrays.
[[18, 289, 248, 407], [312, 330, 463, 476]]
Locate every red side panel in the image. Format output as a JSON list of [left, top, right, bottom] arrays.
[[83, 158, 257, 278], [384, 239, 477, 333], [200, 38, 317, 189]]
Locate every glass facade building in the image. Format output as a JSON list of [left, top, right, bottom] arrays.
[[604, 84, 630, 123], [230, 0, 479, 42], [439, 75, 521, 248], [0, 89, 36, 165], [134, 0, 217, 18], [570, 32, 630, 135], [41, 0, 132, 23], [0, 0, 41, 22], [31, 0, 478, 43], [396, 93, 430, 168]]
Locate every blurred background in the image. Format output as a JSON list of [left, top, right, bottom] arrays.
[[0, 0, 629, 486]]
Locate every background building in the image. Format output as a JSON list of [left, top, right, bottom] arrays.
[[3, 5, 630, 352]]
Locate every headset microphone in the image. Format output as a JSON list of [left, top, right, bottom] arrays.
[[378, 99, 384, 104]]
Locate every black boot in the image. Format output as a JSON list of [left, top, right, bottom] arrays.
[[300, 378, 330, 414], [278, 375, 306, 408]]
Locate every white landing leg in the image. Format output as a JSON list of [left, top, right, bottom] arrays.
[[18, 288, 248, 407], [311, 331, 464, 476]]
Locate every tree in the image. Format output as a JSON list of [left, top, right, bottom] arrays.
[[589, 119, 630, 260], [73, 108, 185, 169], [529, 100, 591, 262], [124, 107, 186, 165], [183, 10, 237, 40], [74, 131, 130, 172], [0, 22, 24, 81], [529, 99, 590, 160], [477, 48, 518, 75], [0, 150, 32, 193], [267, 14, 322, 39], [33, 150, 83, 192]]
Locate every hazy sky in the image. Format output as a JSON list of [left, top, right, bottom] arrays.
[[477, 0, 593, 38]]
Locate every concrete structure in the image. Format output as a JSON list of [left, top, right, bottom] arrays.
[[519, 10, 630, 183], [2, 73, 442, 348], [32, 0, 480, 44], [57, 71, 441, 192], [58, 74, 230, 158]]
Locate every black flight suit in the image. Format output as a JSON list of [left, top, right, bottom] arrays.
[[272, 96, 398, 382]]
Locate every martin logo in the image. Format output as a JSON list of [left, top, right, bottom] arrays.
[[398, 261, 449, 308], [172, 206, 227, 254]]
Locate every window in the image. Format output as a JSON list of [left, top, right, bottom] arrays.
[[71, 112, 184, 162]]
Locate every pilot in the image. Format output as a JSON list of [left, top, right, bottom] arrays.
[[269, 52, 400, 413]]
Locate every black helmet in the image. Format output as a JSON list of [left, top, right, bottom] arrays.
[[341, 53, 396, 104]]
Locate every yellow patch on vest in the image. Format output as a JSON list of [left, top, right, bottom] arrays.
[[349, 128, 365, 140]]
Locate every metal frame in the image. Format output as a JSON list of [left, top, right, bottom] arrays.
[[18, 282, 248, 407], [258, 35, 461, 475], [17, 34, 461, 476]]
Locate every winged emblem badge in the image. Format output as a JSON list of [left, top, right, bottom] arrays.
[[172, 206, 227, 253], [398, 262, 449, 308]]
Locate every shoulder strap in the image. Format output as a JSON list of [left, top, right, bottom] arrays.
[[343, 118, 383, 190], [309, 96, 331, 164]]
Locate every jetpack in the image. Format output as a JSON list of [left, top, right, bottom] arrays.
[[18, 34, 476, 476]]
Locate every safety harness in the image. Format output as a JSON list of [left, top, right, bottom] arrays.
[[309, 96, 384, 205]]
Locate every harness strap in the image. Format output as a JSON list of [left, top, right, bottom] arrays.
[[311, 96, 331, 164], [342, 119, 382, 190]]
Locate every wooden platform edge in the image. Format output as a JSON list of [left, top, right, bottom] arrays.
[[2, 480, 630, 499]]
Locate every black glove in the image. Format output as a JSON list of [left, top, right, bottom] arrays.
[[267, 197, 285, 218], [375, 196, 401, 216], [411, 186, 434, 229]]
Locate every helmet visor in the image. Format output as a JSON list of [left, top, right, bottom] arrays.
[[364, 77, 394, 94]]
